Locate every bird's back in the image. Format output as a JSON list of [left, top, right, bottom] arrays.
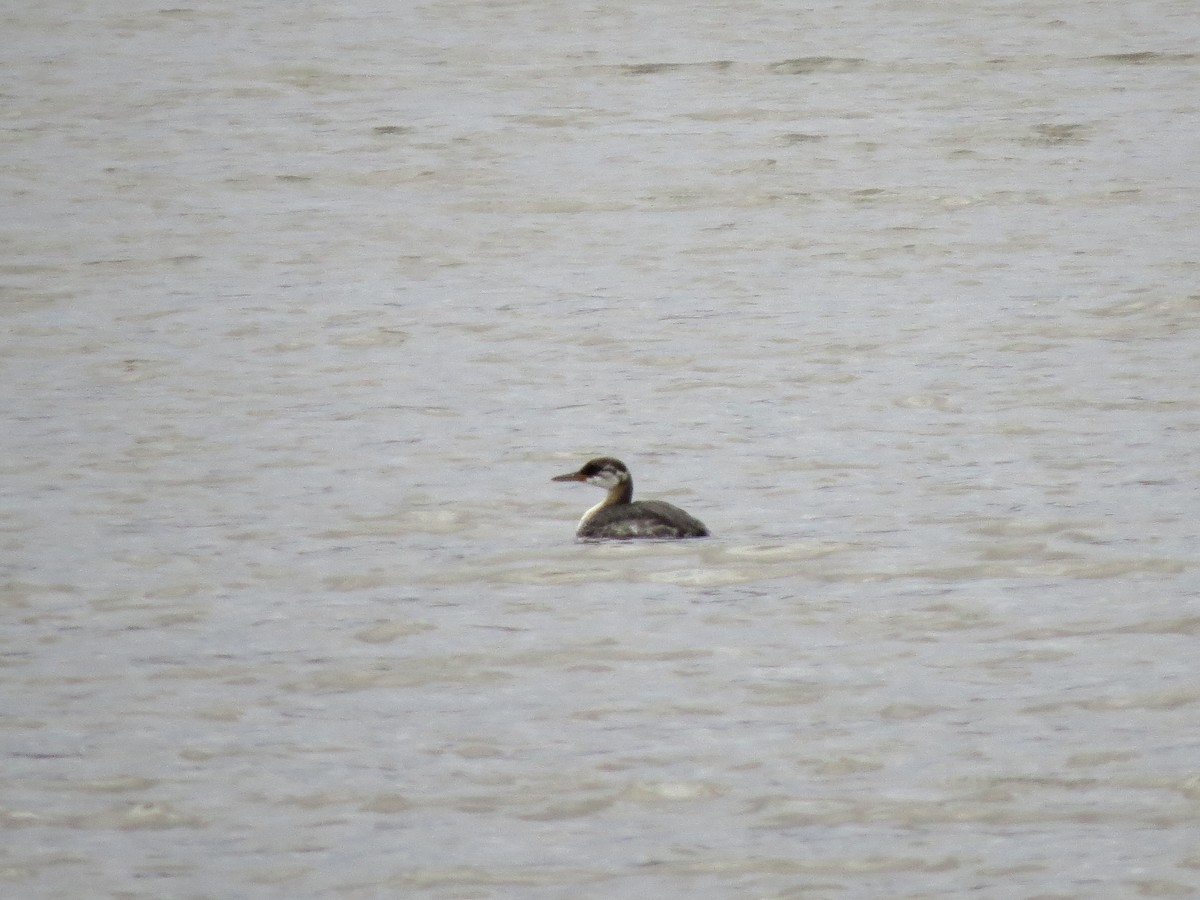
[[578, 500, 708, 539]]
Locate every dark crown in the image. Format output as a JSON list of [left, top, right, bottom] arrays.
[[582, 457, 628, 477]]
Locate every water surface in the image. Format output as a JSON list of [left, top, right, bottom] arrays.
[[3, 1, 1199, 897]]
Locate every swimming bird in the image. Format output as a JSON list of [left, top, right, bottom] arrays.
[[552, 457, 709, 540]]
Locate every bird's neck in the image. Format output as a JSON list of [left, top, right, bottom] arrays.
[[580, 478, 634, 527], [608, 477, 633, 506]]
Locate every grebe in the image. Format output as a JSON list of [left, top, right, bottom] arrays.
[[552, 457, 709, 540]]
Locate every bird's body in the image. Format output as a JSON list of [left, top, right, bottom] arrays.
[[552, 457, 708, 540]]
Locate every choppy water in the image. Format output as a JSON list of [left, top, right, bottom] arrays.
[[4, 1, 1200, 897]]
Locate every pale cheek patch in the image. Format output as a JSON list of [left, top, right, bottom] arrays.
[[587, 471, 621, 489]]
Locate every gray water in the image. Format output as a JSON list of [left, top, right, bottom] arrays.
[[4, 1, 1200, 897]]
